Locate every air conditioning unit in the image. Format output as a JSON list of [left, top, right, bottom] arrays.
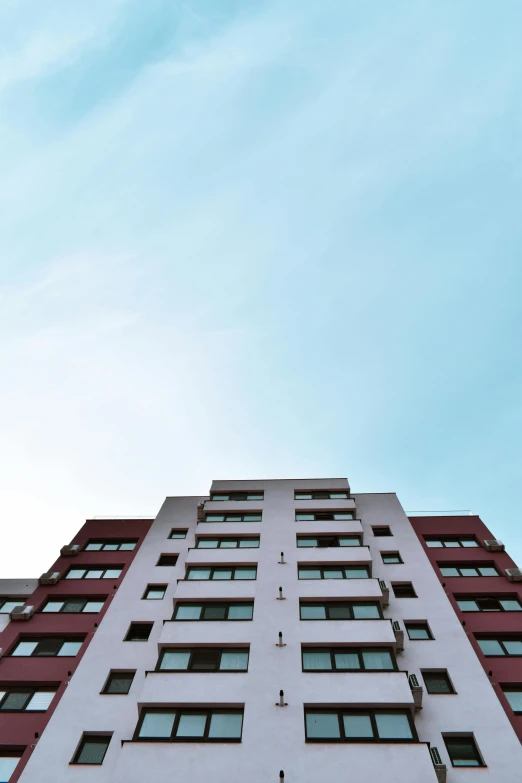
[[379, 580, 389, 607], [430, 747, 447, 783], [60, 544, 80, 557], [484, 539, 504, 552], [39, 571, 61, 586], [196, 502, 205, 522], [392, 620, 404, 651], [506, 568, 522, 582], [10, 605, 34, 621], [408, 673, 423, 710]]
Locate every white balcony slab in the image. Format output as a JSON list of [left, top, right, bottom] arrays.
[[297, 577, 383, 601], [294, 520, 363, 536], [174, 579, 257, 601], [296, 546, 371, 566], [186, 549, 259, 566]]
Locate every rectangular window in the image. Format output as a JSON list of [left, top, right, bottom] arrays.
[[102, 671, 135, 695], [456, 596, 522, 612], [186, 566, 257, 581], [297, 535, 361, 548], [210, 492, 263, 501], [124, 623, 153, 642], [381, 552, 402, 564], [0, 598, 26, 613], [143, 585, 167, 600], [439, 564, 499, 577], [10, 637, 84, 657], [135, 709, 243, 741], [405, 622, 433, 640], [372, 526, 392, 537], [173, 602, 254, 621], [157, 648, 249, 672], [502, 688, 522, 714], [302, 647, 396, 671], [196, 537, 260, 549], [156, 554, 178, 567], [204, 513, 262, 523], [298, 566, 369, 580], [65, 566, 123, 580], [0, 688, 57, 711], [421, 671, 455, 694], [425, 538, 478, 548], [391, 582, 417, 598], [296, 512, 354, 521], [443, 735, 484, 767], [72, 735, 111, 765], [295, 491, 350, 500], [476, 638, 522, 656], [84, 541, 136, 551], [42, 598, 105, 613], [299, 602, 382, 620], [0, 754, 21, 781], [305, 709, 416, 742], [169, 529, 188, 539]]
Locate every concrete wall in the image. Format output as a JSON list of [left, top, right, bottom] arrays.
[[17, 483, 522, 783]]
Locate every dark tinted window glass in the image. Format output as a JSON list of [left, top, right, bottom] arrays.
[[422, 671, 454, 694], [103, 672, 135, 694], [74, 736, 111, 765]]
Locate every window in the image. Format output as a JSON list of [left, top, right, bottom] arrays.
[[425, 537, 478, 548], [439, 564, 499, 577], [157, 554, 178, 567], [305, 709, 416, 742], [157, 648, 249, 672], [173, 602, 254, 621], [0, 753, 21, 781], [42, 598, 105, 613], [456, 596, 522, 612], [65, 566, 123, 580], [302, 647, 396, 671], [296, 512, 354, 521], [421, 671, 455, 694], [210, 492, 263, 501], [186, 566, 257, 581], [169, 529, 188, 539], [0, 688, 57, 711], [84, 541, 136, 551], [300, 602, 382, 620], [476, 638, 522, 656], [381, 552, 402, 564], [0, 598, 26, 613], [502, 688, 522, 714], [135, 709, 243, 741], [298, 566, 369, 580], [391, 582, 416, 598], [372, 526, 392, 537], [72, 735, 111, 765], [10, 638, 83, 657], [124, 623, 153, 642], [295, 491, 350, 500], [143, 585, 167, 600], [196, 537, 260, 549], [102, 671, 135, 694], [297, 535, 361, 548], [405, 622, 433, 640], [204, 513, 262, 522], [443, 735, 484, 767]]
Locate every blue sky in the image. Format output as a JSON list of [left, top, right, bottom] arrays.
[[1, 0, 522, 575]]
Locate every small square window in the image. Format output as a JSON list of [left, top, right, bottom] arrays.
[[392, 582, 416, 598], [72, 735, 112, 765], [157, 554, 178, 567], [372, 526, 392, 537], [102, 671, 135, 695], [169, 529, 188, 539], [422, 671, 455, 694], [124, 623, 153, 642], [405, 622, 433, 640], [444, 735, 484, 767], [143, 585, 167, 600], [381, 552, 402, 564]]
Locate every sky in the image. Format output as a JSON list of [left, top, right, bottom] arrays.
[[1, 0, 522, 577]]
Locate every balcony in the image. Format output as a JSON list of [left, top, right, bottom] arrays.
[[297, 578, 383, 603], [299, 619, 397, 648], [185, 549, 259, 567], [296, 547, 371, 567], [295, 519, 363, 537], [174, 580, 257, 601]]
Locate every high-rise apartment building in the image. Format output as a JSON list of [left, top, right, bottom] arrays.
[[1, 479, 521, 783]]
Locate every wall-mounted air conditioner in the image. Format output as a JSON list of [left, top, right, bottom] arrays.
[[39, 572, 61, 586], [379, 580, 389, 607], [430, 747, 447, 783], [408, 673, 423, 710], [392, 620, 404, 651], [10, 605, 34, 621], [60, 544, 80, 557], [506, 568, 522, 582], [196, 503, 205, 522]]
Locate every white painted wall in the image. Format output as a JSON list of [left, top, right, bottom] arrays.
[[18, 482, 522, 783]]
